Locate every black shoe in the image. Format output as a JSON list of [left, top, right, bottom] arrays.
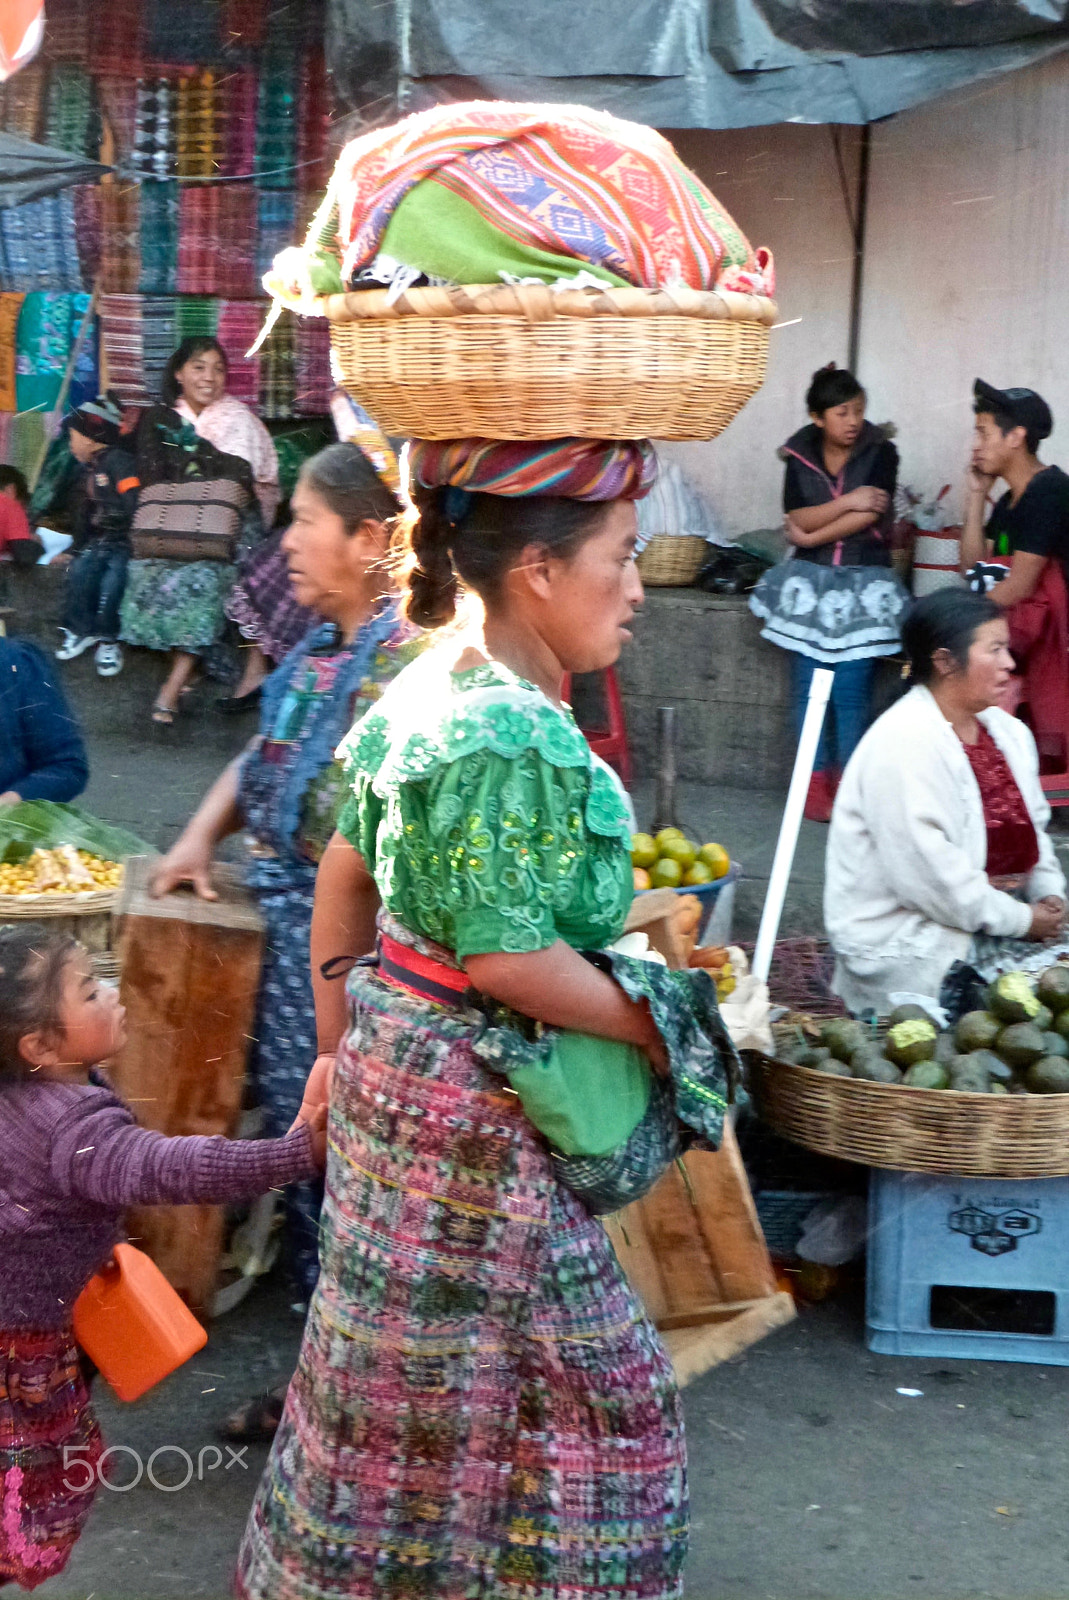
[[216, 685, 263, 715]]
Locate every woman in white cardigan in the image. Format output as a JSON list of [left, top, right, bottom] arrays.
[[825, 589, 1066, 1015]]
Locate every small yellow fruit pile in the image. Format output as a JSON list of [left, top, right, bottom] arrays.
[[688, 943, 736, 1003], [0, 846, 123, 897], [631, 827, 730, 891]]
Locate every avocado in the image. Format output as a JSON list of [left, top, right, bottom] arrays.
[[988, 972, 1042, 1024], [810, 1057, 854, 1078], [887, 1003, 937, 1028], [820, 1018, 868, 1062], [1055, 1008, 1069, 1043], [903, 1060, 950, 1089], [933, 1032, 959, 1066], [964, 1048, 1015, 1085], [1033, 1003, 1055, 1034], [954, 1010, 1003, 1054], [949, 1062, 991, 1094], [885, 1018, 939, 1068], [1026, 1056, 1069, 1094], [996, 1022, 1047, 1069], [795, 1046, 833, 1070], [990, 1082, 1010, 1095], [1037, 965, 1069, 1015], [852, 1054, 903, 1084], [1041, 1031, 1069, 1060]]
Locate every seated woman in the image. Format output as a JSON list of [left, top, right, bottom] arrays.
[[0, 634, 88, 805], [825, 589, 1066, 1015]]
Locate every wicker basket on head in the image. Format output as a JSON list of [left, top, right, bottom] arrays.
[[636, 535, 707, 587], [0, 891, 117, 954], [321, 281, 776, 443], [749, 1043, 1069, 1179]]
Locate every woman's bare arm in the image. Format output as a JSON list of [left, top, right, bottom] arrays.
[[310, 830, 380, 1054], [465, 942, 661, 1055], [787, 509, 880, 548]]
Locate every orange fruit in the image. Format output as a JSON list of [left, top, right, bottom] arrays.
[[697, 842, 730, 880], [649, 857, 682, 889], [633, 867, 652, 891], [660, 837, 696, 870], [682, 861, 713, 886]]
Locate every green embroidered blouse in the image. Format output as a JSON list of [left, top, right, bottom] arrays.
[[336, 655, 634, 961]]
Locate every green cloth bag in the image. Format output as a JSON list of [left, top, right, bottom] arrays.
[[380, 179, 630, 290], [504, 1032, 651, 1157]]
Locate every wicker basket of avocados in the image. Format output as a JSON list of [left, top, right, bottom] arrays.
[[748, 965, 1069, 1177]]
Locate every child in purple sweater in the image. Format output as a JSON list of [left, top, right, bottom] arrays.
[[0, 923, 325, 1590]]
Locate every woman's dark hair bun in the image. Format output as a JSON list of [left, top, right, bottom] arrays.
[[396, 488, 609, 632], [900, 588, 1002, 686]]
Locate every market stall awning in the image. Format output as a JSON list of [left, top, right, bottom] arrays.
[[328, 0, 1069, 127], [0, 131, 109, 206]]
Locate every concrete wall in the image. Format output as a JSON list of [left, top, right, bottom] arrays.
[[656, 123, 861, 539], [660, 52, 1069, 539], [615, 590, 795, 788]]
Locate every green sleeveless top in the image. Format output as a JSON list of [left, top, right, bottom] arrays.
[[336, 653, 634, 961]]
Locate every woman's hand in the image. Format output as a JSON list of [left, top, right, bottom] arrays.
[[844, 486, 890, 516], [1028, 897, 1065, 942], [150, 832, 217, 901]]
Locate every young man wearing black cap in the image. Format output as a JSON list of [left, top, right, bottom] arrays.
[[53, 395, 139, 678], [962, 378, 1069, 764]]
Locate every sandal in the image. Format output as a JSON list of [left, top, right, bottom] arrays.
[[151, 702, 176, 727], [216, 1382, 287, 1445]]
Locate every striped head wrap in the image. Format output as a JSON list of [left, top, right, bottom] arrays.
[[408, 437, 657, 502]]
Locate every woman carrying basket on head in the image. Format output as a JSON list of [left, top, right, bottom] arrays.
[[236, 437, 743, 1600]]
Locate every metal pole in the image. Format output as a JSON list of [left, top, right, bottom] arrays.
[[847, 123, 871, 374], [752, 668, 834, 984], [651, 705, 678, 834]]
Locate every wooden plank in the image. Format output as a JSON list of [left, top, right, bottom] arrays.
[[680, 1128, 779, 1305], [632, 1160, 721, 1320], [663, 1291, 796, 1389], [110, 869, 265, 1316], [603, 1203, 671, 1325]]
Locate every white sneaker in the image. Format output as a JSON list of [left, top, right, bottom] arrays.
[[55, 631, 99, 661], [94, 642, 123, 677]]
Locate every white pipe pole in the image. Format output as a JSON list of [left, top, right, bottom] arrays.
[[752, 666, 834, 984]]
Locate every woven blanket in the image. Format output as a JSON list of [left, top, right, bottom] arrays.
[[72, 184, 101, 286], [257, 190, 297, 285], [100, 293, 147, 407], [16, 291, 93, 413], [139, 180, 179, 294], [255, 49, 298, 190], [176, 70, 220, 181], [294, 317, 331, 416], [131, 78, 176, 182], [296, 46, 331, 194], [141, 295, 177, 402], [321, 101, 772, 297], [0, 60, 44, 140], [220, 67, 257, 179], [174, 295, 219, 341], [258, 314, 295, 420], [44, 63, 94, 158], [216, 301, 263, 406], [43, 0, 89, 62], [99, 185, 140, 294], [145, 0, 221, 68], [0, 196, 82, 293], [97, 76, 139, 170], [179, 186, 257, 297], [90, 0, 143, 77]]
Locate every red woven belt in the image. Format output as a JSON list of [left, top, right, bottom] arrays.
[[378, 932, 470, 1006]]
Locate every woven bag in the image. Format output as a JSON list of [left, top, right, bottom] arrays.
[[130, 478, 247, 561]]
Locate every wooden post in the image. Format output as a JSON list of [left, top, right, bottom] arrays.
[[611, 892, 796, 1385], [109, 856, 265, 1318]]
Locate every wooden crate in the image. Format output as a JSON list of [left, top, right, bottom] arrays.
[[109, 855, 265, 1318], [611, 891, 796, 1386]]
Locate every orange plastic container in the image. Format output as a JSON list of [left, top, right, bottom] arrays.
[[73, 1243, 207, 1402]]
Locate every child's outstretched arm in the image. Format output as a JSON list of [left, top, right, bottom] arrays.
[[49, 1089, 321, 1209]]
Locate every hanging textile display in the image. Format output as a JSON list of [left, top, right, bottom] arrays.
[[0, 292, 26, 411], [15, 290, 93, 412], [139, 180, 179, 294], [216, 299, 262, 404], [100, 293, 148, 406], [100, 185, 141, 294]]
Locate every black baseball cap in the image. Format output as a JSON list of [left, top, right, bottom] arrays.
[[974, 378, 1053, 441]]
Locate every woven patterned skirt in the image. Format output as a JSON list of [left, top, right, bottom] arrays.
[[119, 557, 236, 654], [236, 931, 688, 1600], [0, 1327, 102, 1590]]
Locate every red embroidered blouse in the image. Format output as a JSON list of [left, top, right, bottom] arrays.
[[961, 725, 1039, 878]]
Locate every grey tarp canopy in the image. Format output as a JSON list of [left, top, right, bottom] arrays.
[[327, 0, 1069, 127], [0, 131, 108, 207]]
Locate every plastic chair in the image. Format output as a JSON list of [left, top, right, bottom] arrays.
[[561, 667, 632, 786]]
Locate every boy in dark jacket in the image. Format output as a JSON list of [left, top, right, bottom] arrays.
[[55, 396, 139, 678]]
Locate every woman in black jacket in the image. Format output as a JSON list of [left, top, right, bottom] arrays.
[[750, 365, 910, 820]]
